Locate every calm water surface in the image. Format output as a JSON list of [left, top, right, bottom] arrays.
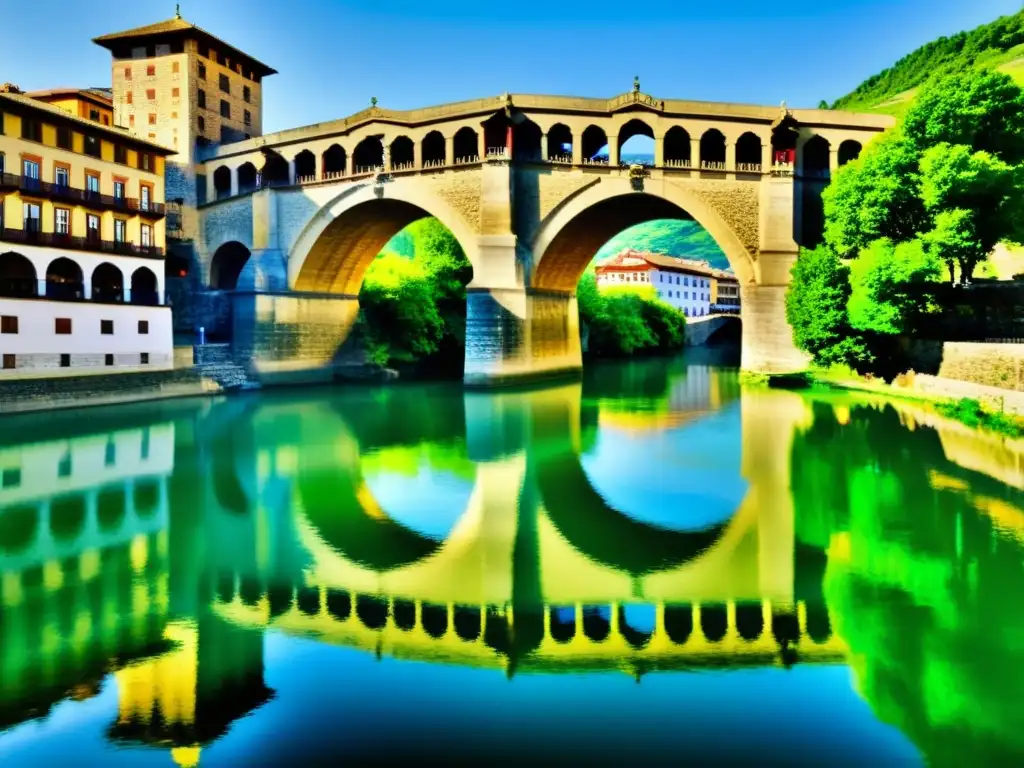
[[1, 351, 1023, 766]]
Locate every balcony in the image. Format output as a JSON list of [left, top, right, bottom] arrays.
[[0, 228, 165, 259], [0, 173, 166, 218]]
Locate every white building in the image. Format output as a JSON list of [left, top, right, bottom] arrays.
[[594, 250, 738, 319]]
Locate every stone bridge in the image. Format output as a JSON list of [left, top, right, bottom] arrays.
[[189, 88, 893, 384]]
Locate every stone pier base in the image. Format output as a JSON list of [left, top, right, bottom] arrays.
[[463, 287, 582, 387], [740, 284, 809, 375], [231, 291, 360, 385]]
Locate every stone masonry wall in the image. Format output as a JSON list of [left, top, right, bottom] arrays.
[[905, 340, 1024, 392]]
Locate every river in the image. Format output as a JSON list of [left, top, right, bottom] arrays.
[[0, 350, 1022, 766]]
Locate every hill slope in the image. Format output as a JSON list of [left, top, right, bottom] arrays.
[[832, 10, 1024, 115]]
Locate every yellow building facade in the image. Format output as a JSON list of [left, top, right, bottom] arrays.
[[25, 87, 115, 128], [0, 86, 176, 376]]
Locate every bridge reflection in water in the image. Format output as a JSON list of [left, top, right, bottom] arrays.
[[2, 360, 1024, 764]]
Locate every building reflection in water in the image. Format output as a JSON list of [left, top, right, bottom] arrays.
[[0, 359, 1023, 763]]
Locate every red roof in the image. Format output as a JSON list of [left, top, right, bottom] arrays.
[[595, 250, 737, 281]]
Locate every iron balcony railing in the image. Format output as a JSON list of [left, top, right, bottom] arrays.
[[0, 173, 166, 217], [0, 228, 165, 258]]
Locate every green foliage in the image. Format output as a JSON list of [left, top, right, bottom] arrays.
[[593, 219, 728, 269], [359, 218, 473, 369], [832, 10, 1024, 112], [934, 397, 1024, 437], [577, 273, 686, 357], [847, 238, 943, 334], [825, 69, 1024, 283], [785, 246, 870, 367]]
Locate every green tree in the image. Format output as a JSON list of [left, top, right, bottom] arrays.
[[577, 273, 686, 357], [847, 238, 943, 334], [360, 252, 445, 365], [785, 245, 869, 366], [817, 99, 830, 110]]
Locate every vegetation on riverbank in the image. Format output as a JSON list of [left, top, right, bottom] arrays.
[[577, 271, 687, 357], [787, 67, 1024, 375], [357, 223, 692, 370]]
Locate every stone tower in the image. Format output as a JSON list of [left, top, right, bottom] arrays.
[[92, 10, 276, 242]]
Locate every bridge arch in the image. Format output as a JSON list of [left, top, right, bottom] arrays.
[[210, 241, 252, 290], [288, 179, 481, 294], [531, 176, 755, 291]]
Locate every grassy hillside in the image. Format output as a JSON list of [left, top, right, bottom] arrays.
[[832, 10, 1024, 116]]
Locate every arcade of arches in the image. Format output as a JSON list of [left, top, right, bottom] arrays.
[[196, 92, 890, 385]]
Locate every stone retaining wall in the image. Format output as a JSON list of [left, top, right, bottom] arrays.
[[904, 340, 1024, 392]]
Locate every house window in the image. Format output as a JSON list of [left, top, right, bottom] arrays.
[[198, 62, 207, 80], [1, 316, 17, 334], [54, 166, 69, 187], [84, 135, 101, 158], [89, 109, 100, 122], [57, 126, 73, 149], [114, 145, 127, 163], [105, 353, 114, 367], [147, 65, 155, 76], [148, 113, 157, 125], [172, 87, 180, 98], [101, 320, 114, 335], [138, 320, 149, 334], [60, 354, 70, 368], [124, 67, 132, 80], [55, 318, 72, 334], [114, 220, 127, 243], [243, 85, 251, 103], [146, 89, 156, 100], [172, 61, 180, 74], [2, 354, 14, 370], [139, 153, 154, 171], [219, 74, 230, 93], [141, 224, 152, 246], [219, 100, 230, 118], [86, 173, 100, 194], [86, 214, 100, 242], [1, 468, 20, 488], [198, 116, 205, 133], [197, 89, 206, 109], [141, 353, 150, 365], [140, 185, 151, 210], [21, 118, 41, 142], [244, 109, 251, 126], [129, 115, 135, 127], [126, 91, 133, 105], [54, 207, 70, 235], [23, 202, 41, 233]]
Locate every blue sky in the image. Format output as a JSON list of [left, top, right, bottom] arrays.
[[1, 0, 1020, 134]]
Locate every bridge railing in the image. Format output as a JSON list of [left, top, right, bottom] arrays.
[[453, 155, 481, 166], [392, 161, 416, 172], [549, 154, 572, 165], [485, 147, 510, 160], [700, 160, 727, 171], [663, 158, 694, 169], [581, 157, 609, 166], [736, 162, 762, 173]]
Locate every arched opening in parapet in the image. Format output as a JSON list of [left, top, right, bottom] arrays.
[[49, 495, 86, 542], [327, 588, 352, 621], [322, 144, 347, 176], [238, 161, 258, 193], [619, 604, 656, 648], [390, 136, 415, 170], [297, 586, 320, 615], [422, 131, 445, 167], [617, 119, 654, 166], [422, 602, 447, 638], [97, 487, 126, 532], [735, 132, 762, 171], [213, 165, 232, 200], [134, 480, 160, 518], [131, 266, 159, 306], [581, 606, 611, 642], [735, 602, 764, 640], [664, 604, 693, 644], [663, 126, 691, 167], [453, 126, 479, 163], [547, 123, 573, 161], [483, 111, 510, 156], [353, 136, 384, 173], [838, 139, 862, 166], [393, 598, 416, 630], [550, 606, 576, 643], [581, 125, 609, 162], [0, 505, 37, 555], [355, 595, 388, 629], [91, 262, 124, 303], [210, 241, 251, 290], [771, 114, 799, 166], [45, 257, 84, 300], [453, 606, 481, 641], [260, 150, 290, 187], [294, 149, 316, 181], [512, 117, 542, 161], [802, 135, 831, 178], [0, 252, 37, 298], [699, 129, 726, 169], [701, 604, 728, 641]]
